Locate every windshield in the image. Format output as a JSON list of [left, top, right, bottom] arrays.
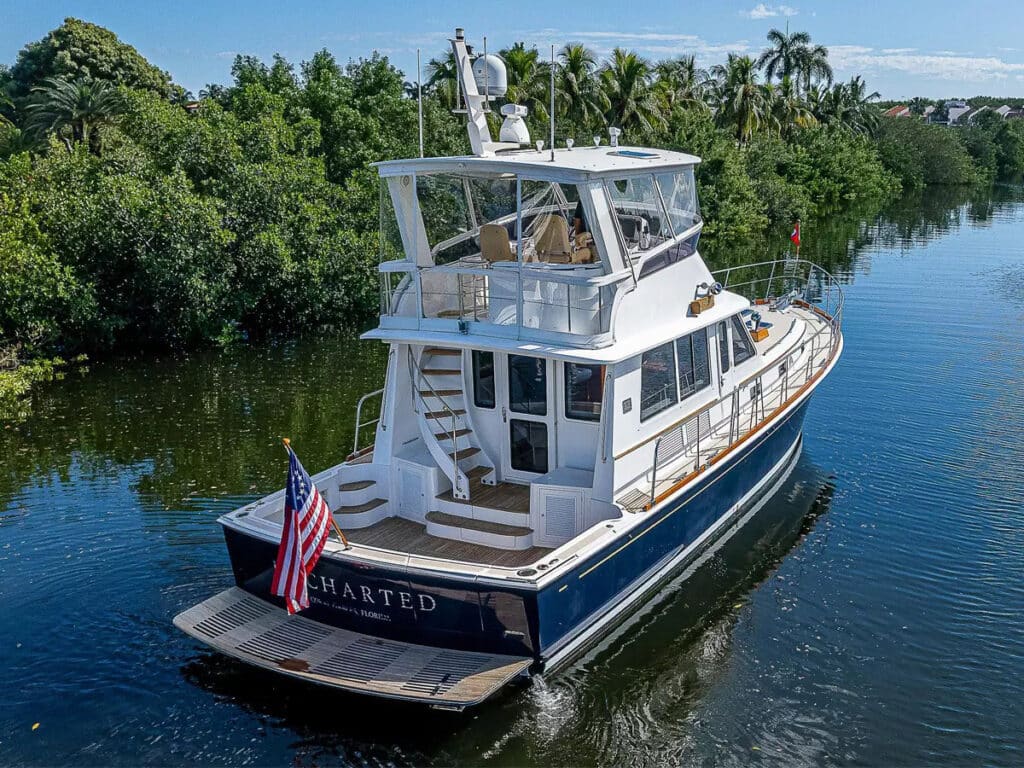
[[655, 169, 700, 234], [607, 175, 671, 257], [397, 173, 594, 266]]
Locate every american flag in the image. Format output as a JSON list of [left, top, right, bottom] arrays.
[[271, 445, 333, 614]]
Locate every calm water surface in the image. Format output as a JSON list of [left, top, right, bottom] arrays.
[[2, 187, 1023, 766]]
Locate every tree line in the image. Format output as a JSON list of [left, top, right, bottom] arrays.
[[1, 18, 1023, 418], [423, 30, 881, 145]]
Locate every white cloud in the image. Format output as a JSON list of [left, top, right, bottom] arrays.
[[742, 4, 799, 19], [215, 51, 238, 60], [525, 30, 752, 61], [829, 45, 1024, 82], [881, 47, 917, 54]]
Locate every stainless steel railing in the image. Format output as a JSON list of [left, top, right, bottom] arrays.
[[713, 258, 844, 356], [352, 388, 385, 456]]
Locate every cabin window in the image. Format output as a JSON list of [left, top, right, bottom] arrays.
[[564, 362, 604, 421], [731, 315, 757, 366], [472, 350, 495, 409], [676, 327, 711, 400], [509, 419, 548, 473], [718, 320, 731, 374], [508, 354, 547, 416], [640, 342, 677, 421]]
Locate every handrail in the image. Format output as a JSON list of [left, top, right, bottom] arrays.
[[406, 348, 465, 497], [599, 369, 612, 463], [649, 436, 663, 507], [352, 388, 385, 455]]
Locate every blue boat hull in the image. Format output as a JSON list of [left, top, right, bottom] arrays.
[[222, 398, 809, 664]]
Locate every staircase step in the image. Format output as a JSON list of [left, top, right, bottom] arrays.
[[425, 409, 466, 419], [421, 368, 461, 376], [338, 480, 374, 492], [420, 389, 463, 397], [465, 466, 491, 480], [425, 348, 462, 357], [448, 446, 481, 461], [334, 498, 386, 515], [434, 428, 473, 440], [425, 511, 531, 537]]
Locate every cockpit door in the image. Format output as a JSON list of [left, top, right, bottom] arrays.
[[497, 354, 555, 482]]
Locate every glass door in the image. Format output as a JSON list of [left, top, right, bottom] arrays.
[[499, 354, 554, 481]]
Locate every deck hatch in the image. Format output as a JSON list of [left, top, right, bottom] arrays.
[[174, 587, 531, 708]]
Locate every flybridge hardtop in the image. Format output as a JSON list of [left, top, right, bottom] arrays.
[[175, 27, 844, 711], [373, 145, 702, 181]]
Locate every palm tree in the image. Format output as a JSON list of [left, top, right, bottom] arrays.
[[23, 77, 125, 153], [556, 43, 608, 133], [770, 75, 816, 137], [501, 42, 550, 122], [757, 29, 812, 83], [425, 51, 459, 111], [808, 77, 880, 135], [653, 55, 709, 110], [710, 54, 767, 145], [839, 75, 881, 134], [0, 91, 13, 128], [600, 48, 665, 139], [796, 43, 833, 93]]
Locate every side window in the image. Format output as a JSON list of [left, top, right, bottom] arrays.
[[676, 327, 711, 400], [717, 320, 731, 374], [565, 362, 604, 421], [731, 314, 756, 366], [472, 350, 495, 408], [640, 342, 677, 421]]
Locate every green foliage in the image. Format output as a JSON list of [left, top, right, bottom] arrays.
[[875, 117, 979, 187], [7, 18, 179, 100], [0, 15, 1010, 396], [0, 350, 66, 422]]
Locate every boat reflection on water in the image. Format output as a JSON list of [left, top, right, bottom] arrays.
[[178, 450, 836, 764]]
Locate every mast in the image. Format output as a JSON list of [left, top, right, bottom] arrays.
[[450, 28, 518, 157]]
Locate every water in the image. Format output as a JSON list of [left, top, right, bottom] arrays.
[[2, 186, 1024, 766]]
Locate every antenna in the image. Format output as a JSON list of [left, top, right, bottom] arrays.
[[549, 44, 555, 162], [417, 48, 424, 158]]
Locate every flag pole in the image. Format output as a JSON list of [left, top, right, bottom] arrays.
[[282, 437, 350, 549]]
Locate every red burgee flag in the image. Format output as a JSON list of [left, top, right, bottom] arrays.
[[271, 441, 333, 614], [790, 220, 801, 247]]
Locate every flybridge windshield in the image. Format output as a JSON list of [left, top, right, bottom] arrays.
[[379, 166, 701, 273], [394, 173, 594, 266], [606, 168, 702, 277]]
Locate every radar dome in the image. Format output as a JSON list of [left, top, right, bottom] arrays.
[[472, 54, 507, 99]]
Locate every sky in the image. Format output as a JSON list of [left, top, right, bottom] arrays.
[[3, 0, 1024, 101]]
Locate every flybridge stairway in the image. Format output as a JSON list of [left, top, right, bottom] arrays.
[[411, 347, 496, 500], [328, 346, 546, 552]]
